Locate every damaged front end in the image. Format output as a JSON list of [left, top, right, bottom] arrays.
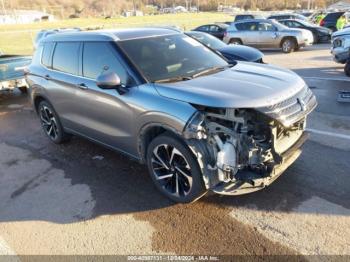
[[183, 85, 317, 195]]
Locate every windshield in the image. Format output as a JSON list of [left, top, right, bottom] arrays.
[[186, 32, 227, 49], [119, 34, 228, 82]]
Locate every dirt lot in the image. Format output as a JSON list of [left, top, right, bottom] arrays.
[[0, 43, 349, 259]]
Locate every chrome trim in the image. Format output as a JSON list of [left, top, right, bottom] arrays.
[[257, 86, 317, 127]]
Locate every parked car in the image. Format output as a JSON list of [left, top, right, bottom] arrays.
[[192, 23, 229, 40], [279, 19, 331, 43], [0, 53, 31, 93], [319, 11, 345, 32], [224, 19, 314, 53], [331, 27, 350, 64], [186, 31, 264, 63], [234, 14, 265, 22], [268, 13, 308, 21], [27, 28, 317, 203], [34, 28, 81, 49]]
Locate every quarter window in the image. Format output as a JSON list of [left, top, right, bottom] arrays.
[[52, 42, 80, 75], [82, 42, 127, 82], [41, 42, 54, 68]]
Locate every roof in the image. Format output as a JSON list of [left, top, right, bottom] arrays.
[[42, 28, 180, 43]]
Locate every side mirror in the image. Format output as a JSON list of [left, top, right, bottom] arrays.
[[96, 72, 128, 95], [96, 72, 121, 89]]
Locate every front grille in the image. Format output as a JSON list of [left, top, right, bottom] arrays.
[[257, 86, 317, 127]]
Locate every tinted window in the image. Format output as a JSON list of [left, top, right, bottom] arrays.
[[235, 22, 258, 31], [325, 12, 344, 21], [235, 15, 253, 22], [197, 26, 209, 32], [41, 42, 54, 67], [82, 42, 127, 82], [209, 25, 220, 32], [258, 22, 275, 31], [52, 42, 80, 75]]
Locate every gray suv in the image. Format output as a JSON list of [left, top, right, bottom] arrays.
[[26, 28, 317, 203], [224, 19, 313, 53]]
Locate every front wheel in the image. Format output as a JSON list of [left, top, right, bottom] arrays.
[[281, 38, 296, 53], [146, 133, 207, 203]]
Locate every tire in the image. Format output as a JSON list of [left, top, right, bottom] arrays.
[[38, 100, 70, 144], [146, 133, 207, 203], [229, 38, 242, 45], [281, 38, 296, 53], [344, 61, 350, 77]]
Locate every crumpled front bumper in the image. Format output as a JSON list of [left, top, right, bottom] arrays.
[[212, 132, 308, 196]]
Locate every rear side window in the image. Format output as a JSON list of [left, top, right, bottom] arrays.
[[235, 22, 258, 31], [52, 42, 80, 75], [235, 15, 253, 22], [82, 42, 127, 82], [41, 42, 54, 68]]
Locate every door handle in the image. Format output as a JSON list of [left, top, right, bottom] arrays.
[[44, 74, 51, 80], [76, 83, 88, 90]]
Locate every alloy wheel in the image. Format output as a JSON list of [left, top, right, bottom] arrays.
[[39, 105, 59, 140], [282, 40, 291, 52], [150, 144, 193, 197]]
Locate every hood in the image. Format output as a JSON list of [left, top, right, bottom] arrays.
[[216, 45, 263, 62], [153, 62, 305, 108], [332, 27, 350, 38]]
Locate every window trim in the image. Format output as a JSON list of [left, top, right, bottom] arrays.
[[40, 42, 55, 69], [81, 41, 139, 87]]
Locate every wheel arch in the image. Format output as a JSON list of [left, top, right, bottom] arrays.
[[138, 122, 184, 164], [280, 36, 298, 47]]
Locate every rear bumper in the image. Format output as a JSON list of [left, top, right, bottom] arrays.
[[212, 132, 308, 196]]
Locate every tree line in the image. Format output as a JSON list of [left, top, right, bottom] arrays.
[[2, 0, 332, 17]]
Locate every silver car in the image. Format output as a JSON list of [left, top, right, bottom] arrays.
[[26, 28, 317, 203], [331, 27, 350, 64], [224, 19, 314, 53]]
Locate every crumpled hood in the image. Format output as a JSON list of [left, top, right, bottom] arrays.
[[153, 61, 305, 108]]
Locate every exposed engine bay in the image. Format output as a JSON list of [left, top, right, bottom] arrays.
[[184, 105, 310, 195]]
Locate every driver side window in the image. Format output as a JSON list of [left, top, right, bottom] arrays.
[[82, 42, 128, 83]]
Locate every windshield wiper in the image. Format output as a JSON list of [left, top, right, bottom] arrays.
[[153, 76, 193, 83], [192, 65, 232, 79]]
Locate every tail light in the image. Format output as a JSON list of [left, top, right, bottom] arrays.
[[320, 19, 325, 26]]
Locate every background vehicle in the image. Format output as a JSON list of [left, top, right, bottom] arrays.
[[234, 14, 265, 22], [319, 12, 345, 32], [268, 13, 308, 21], [331, 27, 350, 64], [279, 19, 331, 43], [224, 19, 313, 53], [0, 53, 31, 93], [27, 28, 316, 203], [186, 31, 264, 63], [34, 28, 81, 49], [192, 23, 229, 40]]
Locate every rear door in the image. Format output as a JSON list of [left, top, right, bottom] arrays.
[[257, 21, 281, 48], [44, 41, 82, 130], [235, 21, 259, 46]]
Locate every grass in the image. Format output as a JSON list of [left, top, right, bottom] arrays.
[[0, 12, 232, 55]]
